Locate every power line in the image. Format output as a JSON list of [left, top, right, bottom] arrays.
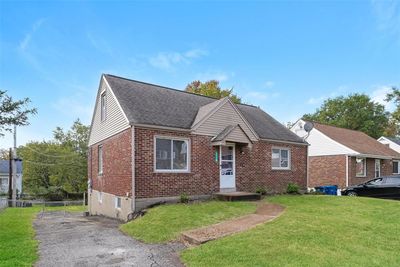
[[23, 145, 81, 158]]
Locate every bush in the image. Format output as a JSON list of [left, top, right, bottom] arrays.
[[180, 193, 189, 203], [286, 183, 300, 194], [255, 186, 267, 195]]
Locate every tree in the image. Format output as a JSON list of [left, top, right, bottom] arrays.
[[185, 80, 242, 104], [385, 87, 400, 136], [303, 94, 389, 139], [0, 90, 37, 136]]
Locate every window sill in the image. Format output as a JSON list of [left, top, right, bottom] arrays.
[[154, 170, 191, 174], [356, 175, 366, 178], [272, 168, 291, 171]]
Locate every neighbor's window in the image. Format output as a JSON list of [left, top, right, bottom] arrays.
[[356, 158, 366, 177], [271, 148, 291, 170], [98, 145, 103, 175], [100, 92, 106, 121], [393, 161, 399, 174], [115, 197, 121, 209], [155, 137, 189, 171]]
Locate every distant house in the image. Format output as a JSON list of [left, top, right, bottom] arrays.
[[291, 120, 400, 189], [87, 74, 308, 220], [0, 160, 22, 195], [377, 136, 400, 153]]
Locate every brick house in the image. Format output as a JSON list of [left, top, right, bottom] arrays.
[[88, 74, 308, 220], [291, 119, 400, 189]]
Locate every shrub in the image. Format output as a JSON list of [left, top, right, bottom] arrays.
[[255, 186, 267, 195], [286, 183, 300, 194], [180, 193, 189, 203]]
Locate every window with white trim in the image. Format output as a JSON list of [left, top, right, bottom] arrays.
[[115, 197, 121, 209], [271, 148, 291, 170], [97, 191, 103, 203], [100, 92, 106, 121], [98, 145, 103, 175], [356, 158, 366, 177], [155, 137, 189, 172], [393, 160, 399, 174]]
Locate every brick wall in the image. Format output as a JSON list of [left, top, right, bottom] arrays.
[[309, 155, 346, 188], [88, 128, 132, 197], [348, 157, 392, 186], [135, 127, 308, 198]]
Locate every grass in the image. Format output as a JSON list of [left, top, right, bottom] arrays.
[[120, 201, 257, 243], [0, 205, 86, 267], [181, 196, 400, 267]]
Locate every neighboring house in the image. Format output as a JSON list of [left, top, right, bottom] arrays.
[[0, 160, 22, 195], [377, 136, 400, 153], [88, 74, 308, 220], [291, 120, 400, 189]]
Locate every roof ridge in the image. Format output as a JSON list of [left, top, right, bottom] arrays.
[[103, 73, 258, 108], [307, 120, 372, 135]]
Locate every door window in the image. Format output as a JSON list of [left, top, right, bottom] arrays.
[[221, 146, 234, 176]]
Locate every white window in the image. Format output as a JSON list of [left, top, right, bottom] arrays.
[[272, 148, 291, 170], [115, 197, 121, 209], [155, 137, 189, 172], [375, 159, 381, 178], [393, 160, 399, 174], [356, 158, 366, 177], [100, 92, 106, 121], [98, 145, 103, 175], [97, 191, 103, 203]]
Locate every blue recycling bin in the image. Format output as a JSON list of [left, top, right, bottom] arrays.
[[315, 185, 338, 195]]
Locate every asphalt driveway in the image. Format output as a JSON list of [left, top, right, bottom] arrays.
[[33, 211, 184, 267]]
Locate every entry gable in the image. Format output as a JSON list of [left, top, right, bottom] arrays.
[[211, 124, 252, 145], [192, 97, 258, 142], [88, 75, 130, 146]]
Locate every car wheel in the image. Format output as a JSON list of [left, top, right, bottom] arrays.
[[347, 191, 357, 197]]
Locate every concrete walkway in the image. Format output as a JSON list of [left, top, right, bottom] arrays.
[[34, 211, 184, 267], [181, 202, 285, 245]]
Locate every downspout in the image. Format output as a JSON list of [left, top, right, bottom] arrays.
[[131, 125, 136, 213], [306, 145, 309, 189], [345, 155, 349, 187]]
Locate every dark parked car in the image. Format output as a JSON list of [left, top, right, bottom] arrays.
[[342, 175, 400, 200]]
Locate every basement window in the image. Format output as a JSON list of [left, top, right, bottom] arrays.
[[115, 197, 121, 209], [356, 158, 366, 177]]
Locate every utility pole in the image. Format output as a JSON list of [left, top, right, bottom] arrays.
[[12, 125, 17, 207]]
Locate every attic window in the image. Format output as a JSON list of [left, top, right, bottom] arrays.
[[101, 92, 106, 121]]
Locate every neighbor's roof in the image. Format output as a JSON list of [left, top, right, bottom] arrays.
[[384, 136, 400, 146], [104, 74, 305, 143], [0, 160, 22, 174], [312, 122, 400, 158]]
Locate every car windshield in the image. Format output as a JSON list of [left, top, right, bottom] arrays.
[[366, 178, 383, 185]]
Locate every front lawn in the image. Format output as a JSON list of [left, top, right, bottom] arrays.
[[120, 201, 257, 243], [0, 205, 86, 267], [181, 196, 400, 267]]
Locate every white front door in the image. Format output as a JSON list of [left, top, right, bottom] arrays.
[[220, 145, 236, 190]]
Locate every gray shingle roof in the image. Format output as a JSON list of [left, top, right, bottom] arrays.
[[0, 160, 22, 174], [105, 74, 305, 144]]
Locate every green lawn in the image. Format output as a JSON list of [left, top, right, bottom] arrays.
[[0, 205, 86, 267], [120, 201, 257, 243], [181, 196, 400, 267]]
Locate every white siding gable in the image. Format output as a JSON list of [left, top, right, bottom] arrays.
[[88, 76, 130, 146], [192, 98, 258, 141], [291, 119, 357, 156], [378, 137, 400, 153]]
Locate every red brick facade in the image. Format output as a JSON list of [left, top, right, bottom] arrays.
[[309, 155, 394, 188], [89, 129, 132, 197], [89, 127, 308, 199]]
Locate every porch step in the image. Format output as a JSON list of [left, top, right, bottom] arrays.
[[213, 191, 262, 201]]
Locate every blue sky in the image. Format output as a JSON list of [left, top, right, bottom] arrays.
[[0, 1, 399, 147]]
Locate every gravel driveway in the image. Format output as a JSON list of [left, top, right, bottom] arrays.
[[33, 211, 185, 267]]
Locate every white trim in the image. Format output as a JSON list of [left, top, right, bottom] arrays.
[[103, 75, 130, 124], [153, 135, 191, 173], [100, 91, 107, 122], [348, 153, 392, 160], [271, 147, 291, 170], [355, 157, 367, 177], [345, 155, 349, 187], [219, 143, 236, 189]]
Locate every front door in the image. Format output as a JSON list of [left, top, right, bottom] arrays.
[[220, 145, 235, 190]]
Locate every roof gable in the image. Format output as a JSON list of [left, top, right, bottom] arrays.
[[211, 124, 252, 145]]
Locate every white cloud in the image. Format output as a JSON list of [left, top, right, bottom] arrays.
[[19, 18, 46, 51], [148, 49, 208, 71], [371, 85, 395, 111]]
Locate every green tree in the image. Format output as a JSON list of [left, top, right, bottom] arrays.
[[0, 90, 37, 136], [185, 80, 242, 104], [303, 94, 389, 138], [385, 87, 400, 136]]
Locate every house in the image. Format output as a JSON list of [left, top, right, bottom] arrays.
[[377, 136, 400, 153], [87, 74, 308, 220], [0, 160, 22, 195], [291, 120, 400, 189]]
